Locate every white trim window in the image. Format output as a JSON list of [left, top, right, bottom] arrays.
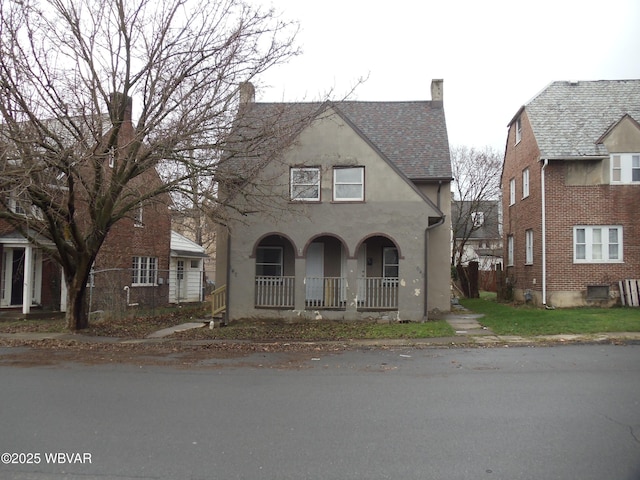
[[290, 167, 320, 201], [509, 178, 516, 205], [574, 226, 623, 263], [525, 229, 533, 265], [134, 203, 144, 227], [507, 235, 514, 266], [333, 167, 364, 201], [256, 246, 283, 277], [522, 168, 530, 198], [132, 256, 158, 285], [515, 117, 522, 144], [611, 154, 640, 184]]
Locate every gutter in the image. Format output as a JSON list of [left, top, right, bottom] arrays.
[[541, 158, 548, 306]]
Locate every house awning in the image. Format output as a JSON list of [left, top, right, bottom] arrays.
[[170, 231, 208, 258]]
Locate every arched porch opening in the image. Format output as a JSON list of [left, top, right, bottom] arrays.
[[304, 234, 348, 309], [253, 234, 296, 308], [355, 234, 400, 309]]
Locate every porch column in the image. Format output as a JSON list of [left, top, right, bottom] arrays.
[[294, 256, 306, 312], [22, 245, 33, 315], [344, 257, 359, 320]]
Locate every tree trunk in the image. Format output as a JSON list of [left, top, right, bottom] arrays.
[[65, 279, 89, 331]]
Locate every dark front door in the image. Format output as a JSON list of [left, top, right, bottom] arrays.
[[11, 248, 25, 305]]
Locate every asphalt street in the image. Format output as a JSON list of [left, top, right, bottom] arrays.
[[1, 344, 639, 480]]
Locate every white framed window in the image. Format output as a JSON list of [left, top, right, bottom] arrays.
[[522, 168, 530, 198], [525, 229, 533, 265], [471, 211, 484, 227], [256, 246, 283, 277], [507, 235, 514, 266], [574, 226, 623, 263], [134, 204, 143, 227], [610, 154, 640, 184], [383, 247, 399, 281], [290, 167, 320, 201], [333, 167, 364, 201], [509, 178, 516, 205], [132, 256, 158, 285], [515, 117, 522, 144]]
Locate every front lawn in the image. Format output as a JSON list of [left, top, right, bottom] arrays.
[[460, 297, 640, 336]]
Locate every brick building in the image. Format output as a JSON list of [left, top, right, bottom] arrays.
[[502, 80, 640, 307], [1, 96, 172, 315]]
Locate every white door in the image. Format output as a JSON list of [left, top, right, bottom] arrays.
[[306, 243, 324, 303]]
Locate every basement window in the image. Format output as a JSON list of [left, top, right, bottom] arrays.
[[586, 285, 609, 300]]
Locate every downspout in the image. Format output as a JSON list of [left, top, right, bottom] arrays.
[[541, 159, 548, 306], [423, 181, 445, 320], [225, 232, 231, 324]]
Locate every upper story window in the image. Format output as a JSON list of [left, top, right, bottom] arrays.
[[471, 211, 484, 227], [509, 178, 516, 205], [574, 226, 623, 263], [515, 117, 522, 144], [611, 154, 640, 184], [134, 204, 144, 227], [290, 167, 320, 202], [333, 167, 364, 201], [522, 168, 530, 198]]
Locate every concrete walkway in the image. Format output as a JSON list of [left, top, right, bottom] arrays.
[[145, 322, 207, 339]]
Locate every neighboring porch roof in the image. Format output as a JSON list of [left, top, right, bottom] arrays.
[[170, 231, 208, 258]]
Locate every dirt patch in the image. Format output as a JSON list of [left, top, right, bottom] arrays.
[[0, 337, 350, 369]]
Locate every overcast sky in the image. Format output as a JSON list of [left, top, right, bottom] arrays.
[[256, 0, 640, 152]]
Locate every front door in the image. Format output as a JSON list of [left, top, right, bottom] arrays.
[[306, 243, 324, 303], [10, 248, 25, 305], [357, 244, 367, 303]]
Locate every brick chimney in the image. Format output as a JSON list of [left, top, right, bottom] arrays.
[[239, 81, 255, 105], [431, 79, 443, 102], [109, 92, 133, 123]]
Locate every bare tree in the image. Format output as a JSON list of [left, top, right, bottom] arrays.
[[450, 145, 503, 269], [0, 0, 305, 330]]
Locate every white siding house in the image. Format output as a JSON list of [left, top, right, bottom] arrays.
[[169, 231, 207, 303]]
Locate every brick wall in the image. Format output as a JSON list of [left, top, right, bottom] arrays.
[[502, 110, 640, 305]]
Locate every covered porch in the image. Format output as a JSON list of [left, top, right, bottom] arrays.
[[253, 234, 400, 312]]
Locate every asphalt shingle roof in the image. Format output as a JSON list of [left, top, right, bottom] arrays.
[[242, 99, 451, 180], [522, 79, 640, 158]]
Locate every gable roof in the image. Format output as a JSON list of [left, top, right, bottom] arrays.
[[452, 200, 501, 240], [514, 79, 640, 159], [235, 99, 452, 181]]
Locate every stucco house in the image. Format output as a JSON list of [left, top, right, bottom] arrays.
[[215, 80, 452, 322], [502, 79, 640, 307]]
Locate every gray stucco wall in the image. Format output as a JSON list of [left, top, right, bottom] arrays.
[[219, 107, 451, 321]]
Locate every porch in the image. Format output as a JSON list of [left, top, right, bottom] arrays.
[[254, 276, 398, 310]]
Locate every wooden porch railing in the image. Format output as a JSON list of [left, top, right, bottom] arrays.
[[211, 284, 227, 316]]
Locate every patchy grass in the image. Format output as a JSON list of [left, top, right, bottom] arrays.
[[460, 297, 640, 336], [172, 319, 455, 342], [0, 303, 454, 341]]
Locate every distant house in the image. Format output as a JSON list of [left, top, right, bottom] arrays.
[[452, 200, 502, 271], [169, 231, 207, 303], [215, 80, 452, 322], [502, 80, 640, 307], [1, 96, 172, 315]]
